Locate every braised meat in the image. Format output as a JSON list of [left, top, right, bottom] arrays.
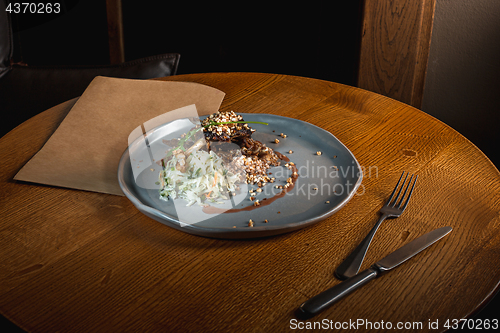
[[201, 111, 285, 184], [201, 111, 253, 142]]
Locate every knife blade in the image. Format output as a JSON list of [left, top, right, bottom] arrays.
[[297, 226, 452, 318]]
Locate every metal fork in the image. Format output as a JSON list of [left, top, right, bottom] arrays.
[[335, 171, 418, 280]]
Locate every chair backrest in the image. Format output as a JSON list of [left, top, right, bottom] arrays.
[[0, 0, 180, 138]]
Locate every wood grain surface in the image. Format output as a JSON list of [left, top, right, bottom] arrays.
[[105, 0, 125, 64], [1, 73, 499, 332], [358, 0, 436, 108]]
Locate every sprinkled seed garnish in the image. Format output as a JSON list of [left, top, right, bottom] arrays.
[[316, 151, 322, 155], [248, 219, 254, 227], [264, 219, 269, 223], [326, 201, 330, 204], [206, 120, 269, 127], [274, 139, 280, 144], [288, 150, 293, 154]]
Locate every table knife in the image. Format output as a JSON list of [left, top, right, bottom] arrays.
[[297, 226, 452, 318]]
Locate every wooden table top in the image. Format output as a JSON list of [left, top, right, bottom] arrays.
[[1, 73, 499, 332]]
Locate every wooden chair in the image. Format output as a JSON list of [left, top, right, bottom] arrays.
[[357, 0, 436, 109], [105, 0, 435, 110], [0, 0, 180, 138]]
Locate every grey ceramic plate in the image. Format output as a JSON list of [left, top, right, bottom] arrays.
[[118, 114, 362, 239]]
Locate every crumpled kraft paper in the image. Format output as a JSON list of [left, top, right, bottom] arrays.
[[14, 76, 225, 195]]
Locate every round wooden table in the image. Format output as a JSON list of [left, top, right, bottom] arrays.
[[1, 73, 499, 332]]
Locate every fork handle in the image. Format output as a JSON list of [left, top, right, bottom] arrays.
[[335, 213, 389, 280]]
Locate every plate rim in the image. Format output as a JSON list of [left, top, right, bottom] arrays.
[[117, 113, 363, 239]]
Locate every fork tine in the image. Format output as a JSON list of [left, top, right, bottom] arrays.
[[390, 172, 409, 207], [396, 174, 414, 208], [386, 171, 405, 205], [400, 174, 418, 210]]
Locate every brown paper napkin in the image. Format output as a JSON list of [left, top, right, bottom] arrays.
[[14, 76, 225, 195]]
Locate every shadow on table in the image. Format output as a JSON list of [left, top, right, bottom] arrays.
[[1, 292, 498, 332], [0, 314, 25, 332]]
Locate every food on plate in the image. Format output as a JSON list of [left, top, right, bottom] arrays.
[[201, 111, 253, 142], [159, 148, 242, 206], [201, 111, 284, 185], [158, 110, 291, 206]]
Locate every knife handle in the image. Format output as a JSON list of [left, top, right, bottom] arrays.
[[298, 267, 378, 318]]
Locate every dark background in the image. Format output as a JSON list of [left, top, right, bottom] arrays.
[[3, 1, 498, 332], [10, 1, 362, 85]]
